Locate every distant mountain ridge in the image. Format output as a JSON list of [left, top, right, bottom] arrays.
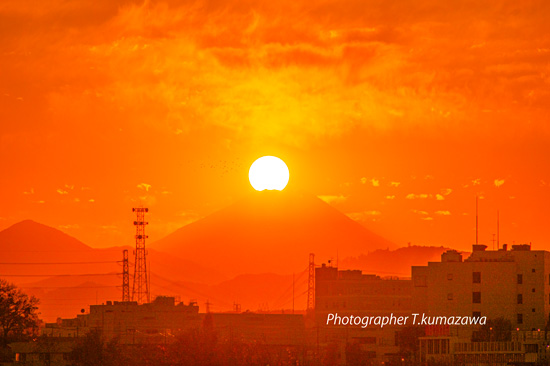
[[340, 245, 457, 276], [0, 219, 92, 252], [0, 218, 460, 322], [151, 189, 396, 276]]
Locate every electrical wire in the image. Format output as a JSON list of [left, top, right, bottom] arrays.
[[0, 273, 120, 277], [0, 261, 121, 265]]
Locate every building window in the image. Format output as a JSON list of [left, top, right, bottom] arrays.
[[447, 273, 453, 280], [518, 274, 523, 284], [532, 308, 536, 312], [447, 293, 453, 300], [473, 311, 482, 318], [473, 272, 481, 284], [518, 294, 523, 304], [532, 288, 536, 293], [517, 314, 523, 324], [473, 292, 481, 303], [532, 268, 536, 273], [414, 275, 427, 287]]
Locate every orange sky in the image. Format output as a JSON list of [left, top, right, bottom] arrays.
[[1, 0, 549, 253]]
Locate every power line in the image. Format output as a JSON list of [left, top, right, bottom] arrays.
[[0, 273, 120, 277], [0, 261, 120, 265], [31, 297, 103, 301], [0, 250, 99, 253], [21, 285, 116, 289]]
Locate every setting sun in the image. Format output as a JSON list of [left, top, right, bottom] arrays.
[[249, 156, 290, 191]]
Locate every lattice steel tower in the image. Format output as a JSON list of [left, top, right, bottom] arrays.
[[307, 253, 315, 311], [122, 249, 130, 302], [132, 207, 150, 304]]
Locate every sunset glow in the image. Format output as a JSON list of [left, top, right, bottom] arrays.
[[1, 0, 550, 334], [0, 1, 549, 256]]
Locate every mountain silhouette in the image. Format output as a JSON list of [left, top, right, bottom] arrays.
[[152, 189, 395, 276], [0, 220, 92, 253], [0, 219, 455, 321], [0, 220, 225, 283]]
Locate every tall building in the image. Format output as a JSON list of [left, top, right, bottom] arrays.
[[315, 263, 412, 364], [412, 244, 550, 331], [413, 244, 550, 365]]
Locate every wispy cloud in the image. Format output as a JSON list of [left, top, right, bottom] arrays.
[[59, 224, 79, 230], [318, 195, 347, 204], [137, 183, 152, 191], [406, 193, 431, 199], [347, 210, 382, 222]]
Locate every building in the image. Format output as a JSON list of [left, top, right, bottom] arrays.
[[210, 312, 305, 346], [42, 296, 201, 344], [413, 244, 550, 365], [413, 244, 550, 331], [315, 263, 412, 365], [9, 295, 306, 366], [418, 330, 550, 365], [9, 339, 74, 366]]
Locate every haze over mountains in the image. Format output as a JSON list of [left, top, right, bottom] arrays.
[[0, 191, 459, 321], [152, 189, 395, 276], [0, 220, 225, 284]]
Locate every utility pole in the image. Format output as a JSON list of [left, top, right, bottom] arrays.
[[122, 249, 130, 302], [132, 207, 150, 304], [307, 253, 315, 312]]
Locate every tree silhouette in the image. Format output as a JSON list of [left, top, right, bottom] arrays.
[[0, 279, 40, 344], [70, 329, 129, 366]]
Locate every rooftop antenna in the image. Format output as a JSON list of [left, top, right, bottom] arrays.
[[475, 196, 479, 245], [497, 210, 500, 249]]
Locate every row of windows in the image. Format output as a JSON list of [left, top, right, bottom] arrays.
[[471, 312, 527, 325], [447, 291, 540, 303], [445, 272, 550, 285]]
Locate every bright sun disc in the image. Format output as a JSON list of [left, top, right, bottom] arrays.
[[249, 156, 290, 191]]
